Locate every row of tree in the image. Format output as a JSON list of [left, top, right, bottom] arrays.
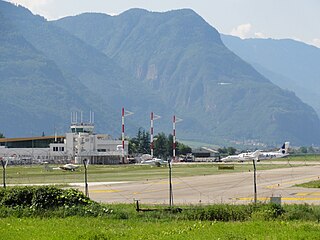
[[128, 128, 191, 159]]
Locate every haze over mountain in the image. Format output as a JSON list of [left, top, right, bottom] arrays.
[[1, 1, 320, 146], [222, 35, 320, 117]]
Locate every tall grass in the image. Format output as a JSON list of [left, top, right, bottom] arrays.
[[0, 217, 320, 240]]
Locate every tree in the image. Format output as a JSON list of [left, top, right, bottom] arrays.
[[299, 146, 308, 154], [128, 128, 150, 155], [177, 142, 192, 155], [227, 147, 237, 155], [154, 133, 168, 158], [0, 132, 4, 138]]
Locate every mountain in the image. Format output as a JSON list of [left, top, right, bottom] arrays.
[[1, 1, 319, 146], [221, 35, 320, 117], [0, 1, 172, 138], [54, 9, 320, 145]]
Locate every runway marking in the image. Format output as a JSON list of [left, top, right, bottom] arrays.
[[266, 176, 320, 189], [295, 192, 320, 196], [91, 190, 121, 193], [144, 181, 181, 185]]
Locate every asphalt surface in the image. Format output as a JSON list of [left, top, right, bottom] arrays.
[[76, 164, 320, 205]]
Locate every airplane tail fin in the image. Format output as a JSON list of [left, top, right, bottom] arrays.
[[253, 150, 261, 160], [279, 142, 290, 154]]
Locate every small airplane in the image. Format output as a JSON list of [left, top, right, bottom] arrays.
[[258, 142, 290, 160], [221, 150, 261, 162], [141, 158, 168, 165], [59, 164, 80, 171]]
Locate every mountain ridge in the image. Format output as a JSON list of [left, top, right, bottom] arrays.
[[1, 1, 319, 146]]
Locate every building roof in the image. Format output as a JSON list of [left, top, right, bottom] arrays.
[[0, 136, 65, 143]]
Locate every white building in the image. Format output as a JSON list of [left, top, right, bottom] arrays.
[[0, 122, 128, 165]]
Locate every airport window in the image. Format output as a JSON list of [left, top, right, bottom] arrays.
[[97, 149, 106, 152], [59, 147, 64, 151]]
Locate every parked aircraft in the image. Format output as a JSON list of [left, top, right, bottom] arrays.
[[139, 154, 168, 165], [141, 158, 168, 165], [221, 150, 261, 162], [59, 164, 80, 171], [221, 142, 290, 162], [258, 142, 290, 160]]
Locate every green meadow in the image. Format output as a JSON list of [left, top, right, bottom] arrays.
[[1, 217, 319, 240], [0, 155, 319, 240]]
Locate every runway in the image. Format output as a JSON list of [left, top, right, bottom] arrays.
[[78, 164, 320, 205]]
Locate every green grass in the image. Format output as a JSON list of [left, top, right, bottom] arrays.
[[295, 180, 320, 188], [1, 162, 307, 185], [280, 154, 320, 162], [0, 217, 319, 240]]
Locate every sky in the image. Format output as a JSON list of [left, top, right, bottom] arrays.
[[6, 0, 320, 48]]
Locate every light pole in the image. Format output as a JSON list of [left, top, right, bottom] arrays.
[[0, 158, 8, 188], [253, 159, 257, 204], [83, 158, 89, 197]]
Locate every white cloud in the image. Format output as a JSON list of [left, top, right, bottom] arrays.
[[230, 23, 252, 39], [311, 38, 320, 48]]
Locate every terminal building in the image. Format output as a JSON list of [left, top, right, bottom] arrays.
[[0, 121, 128, 165]]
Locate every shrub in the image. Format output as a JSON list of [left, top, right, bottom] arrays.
[[0, 186, 92, 210]]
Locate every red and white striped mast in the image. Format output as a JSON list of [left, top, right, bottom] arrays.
[[150, 112, 154, 158], [169, 115, 182, 207], [150, 112, 160, 158], [121, 107, 134, 164], [173, 115, 176, 160], [172, 115, 182, 161], [122, 107, 125, 163]]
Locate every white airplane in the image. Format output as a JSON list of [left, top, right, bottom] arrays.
[[221, 150, 261, 162], [141, 158, 168, 165], [139, 154, 168, 165], [258, 142, 290, 160], [59, 164, 80, 171]]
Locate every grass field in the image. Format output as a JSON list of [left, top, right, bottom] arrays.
[[296, 180, 320, 188], [1, 161, 310, 185], [0, 217, 319, 240]]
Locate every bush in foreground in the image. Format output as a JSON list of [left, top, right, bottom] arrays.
[[2, 186, 320, 222]]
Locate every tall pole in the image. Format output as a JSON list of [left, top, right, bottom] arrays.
[[173, 115, 176, 160], [1, 159, 7, 188], [121, 108, 134, 164], [150, 112, 154, 158], [253, 159, 257, 204], [169, 116, 175, 207], [169, 159, 173, 207], [122, 107, 125, 164], [83, 159, 89, 197]]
